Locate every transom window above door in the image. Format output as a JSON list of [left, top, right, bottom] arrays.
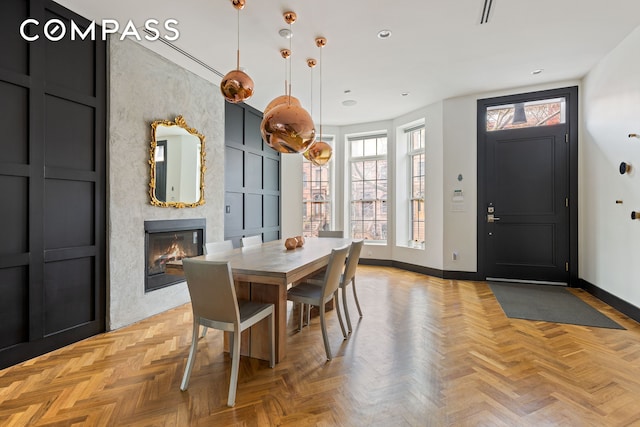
[[486, 97, 566, 132]]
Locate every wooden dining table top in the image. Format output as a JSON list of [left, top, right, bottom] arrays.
[[166, 237, 353, 285]]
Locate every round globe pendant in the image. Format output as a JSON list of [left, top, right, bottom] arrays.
[[303, 140, 332, 166], [261, 103, 316, 153], [264, 94, 301, 115], [220, 69, 254, 103]]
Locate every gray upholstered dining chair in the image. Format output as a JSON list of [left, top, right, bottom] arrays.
[[180, 258, 275, 407], [241, 235, 262, 247], [337, 239, 364, 332], [318, 230, 344, 238], [200, 239, 235, 338], [203, 239, 234, 254], [287, 245, 349, 361], [304, 239, 364, 334]]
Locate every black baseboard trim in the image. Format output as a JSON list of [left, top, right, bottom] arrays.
[[579, 279, 640, 324], [359, 259, 483, 281]]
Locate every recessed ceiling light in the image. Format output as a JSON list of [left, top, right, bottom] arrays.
[[279, 28, 293, 39], [531, 69, 543, 75], [342, 100, 357, 107], [377, 29, 392, 39], [344, 89, 351, 94], [401, 92, 409, 97]]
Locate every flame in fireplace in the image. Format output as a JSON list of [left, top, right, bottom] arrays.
[[154, 236, 188, 267]]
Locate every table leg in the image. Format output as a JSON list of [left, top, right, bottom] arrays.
[[250, 282, 286, 363], [224, 280, 286, 363]]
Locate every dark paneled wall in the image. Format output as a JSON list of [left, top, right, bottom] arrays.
[[0, 0, 106, 369], [224, 103, 280, 247]]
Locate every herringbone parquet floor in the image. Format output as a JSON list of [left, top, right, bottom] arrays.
[[2, 266, 640, 426]]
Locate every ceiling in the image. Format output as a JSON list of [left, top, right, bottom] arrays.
[[56, 0, 640, 126]]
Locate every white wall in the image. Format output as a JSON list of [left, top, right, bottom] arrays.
[[280, 80, 584, 273], [108, 38, 225, 330], [281, 152, 303, 239], [581, 26, 640, 308], [392, 104, 444, 270]]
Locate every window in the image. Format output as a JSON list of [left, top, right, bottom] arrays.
[[349, 134, 387, 241], [302, 137, 333, 237], [486, 97, 566, 132], [407, 126, 425, 247]]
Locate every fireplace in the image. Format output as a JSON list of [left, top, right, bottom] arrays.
[[144, 218, 205, 292]]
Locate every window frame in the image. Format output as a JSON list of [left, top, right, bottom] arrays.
[[302, 136, 334, 237], [348, 133, 388, 243], [406, 126, 425, 248]]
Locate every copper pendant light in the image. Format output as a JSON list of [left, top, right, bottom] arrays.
[[303, 36, 332, 166], [261, 11, 316, 154], [261, 103, 316, 153], [263, 50, 302, 115], [220, 0, 254, 103]]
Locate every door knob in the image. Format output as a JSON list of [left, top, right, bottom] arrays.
[[487, 214, 501, 223]]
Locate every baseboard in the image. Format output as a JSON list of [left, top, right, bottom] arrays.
[[579, 278, 640, 324], [359, 258, 482, 281]]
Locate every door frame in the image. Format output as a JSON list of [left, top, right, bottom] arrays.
[[477, 86, 579, 286]]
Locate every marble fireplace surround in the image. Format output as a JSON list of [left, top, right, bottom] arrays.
[[107, 37, 225, 330]]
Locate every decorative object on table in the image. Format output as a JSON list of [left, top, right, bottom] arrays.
[[220, 0, 254, 103], [260, 11, 316, 154], [295, 236, 305, 247], [619, 162, 632, 174], [149, 116, 205, 208], [284, 238, 298, 250], [303, 36, 333, 166]]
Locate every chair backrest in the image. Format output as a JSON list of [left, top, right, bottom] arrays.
[[320, 245, 350, 300], [343, 240, 364, 285], [241, 235, 262, 247], [204, 240, 234, 255], [318, 230, 344, 238], [182, 258, 239, 325]]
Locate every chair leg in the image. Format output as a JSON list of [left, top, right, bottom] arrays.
[[180, 321, 200, 391], [334, 291, 347, 339], [269, 313, 275, 368], [298, 303, 304, 331], [352, 277, 363, 317], [306, 303, 311, 326], [200, 326, 208, 338], [319, 305, 332, 360], [341, 284, 353, 333], [227, 330, 241, 407]]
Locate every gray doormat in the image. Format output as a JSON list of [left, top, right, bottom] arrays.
[[489, 282, 625, 329]]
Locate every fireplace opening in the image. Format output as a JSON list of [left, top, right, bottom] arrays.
[[144, 218, 205, 293]]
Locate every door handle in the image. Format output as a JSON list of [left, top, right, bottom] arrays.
[[487, 214, 501, 223]]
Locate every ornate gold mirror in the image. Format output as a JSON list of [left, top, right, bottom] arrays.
[[149, 116, 206, 208]]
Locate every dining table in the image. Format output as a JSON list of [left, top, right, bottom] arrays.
[[166, 237, 353, 363]]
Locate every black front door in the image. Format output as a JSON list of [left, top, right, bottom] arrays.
[[478, 87, 578, 284]]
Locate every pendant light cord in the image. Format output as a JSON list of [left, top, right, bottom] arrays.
[[287, 22, 292, 103], [236, 8, 240, 70], [319, 45, 323, 139]]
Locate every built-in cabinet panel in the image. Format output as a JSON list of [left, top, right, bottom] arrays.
[[224, 103, 280, 246], [0, 0, 28, 75], [0, 81, 29, 164], [0, 0, 106, 369]]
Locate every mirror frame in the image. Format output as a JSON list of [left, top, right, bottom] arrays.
[[149, 115, 206, 208]]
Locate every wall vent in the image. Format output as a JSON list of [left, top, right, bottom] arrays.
[[142, 29, 225, 78]]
